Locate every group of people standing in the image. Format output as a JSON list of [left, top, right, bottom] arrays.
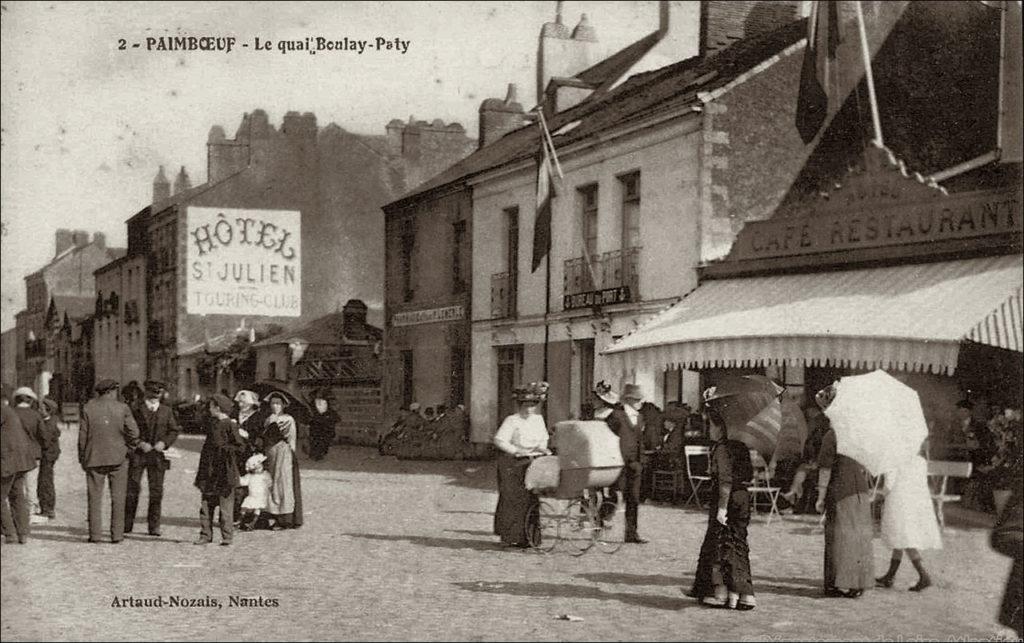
[[1, 377, 339, 546], [490, 377, 949, 614]]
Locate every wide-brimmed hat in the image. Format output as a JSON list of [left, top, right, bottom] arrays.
[[245, 453, 267, 472], [815, 384, 837, 410], [263, 391, 290, 407], [621, 383, 643, 402], [593, 380, 619, 406], [234, 390, 260, 406], [95, 379, 119, 394], [513, 381, 549, 403], [13, 386, 37, 402], [209, 393, 234, 414]]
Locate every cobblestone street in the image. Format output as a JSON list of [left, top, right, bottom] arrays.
[[1, 424, 1017, 641]]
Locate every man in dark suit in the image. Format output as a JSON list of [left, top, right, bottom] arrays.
[[605, 383, 655, 544], [79, 379, 140, 544], [125, 381, 178, 536]]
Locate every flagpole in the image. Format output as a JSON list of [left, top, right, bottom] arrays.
[[855, 1, 884, 147]]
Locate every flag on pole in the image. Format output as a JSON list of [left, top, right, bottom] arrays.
[[796, 1, 843, 144], [532, 113, 561, 273]]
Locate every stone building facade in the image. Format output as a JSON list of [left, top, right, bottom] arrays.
[[13, 230, 124, 397], [107, 109, 473, 400]]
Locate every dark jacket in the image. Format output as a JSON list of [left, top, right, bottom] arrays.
[[1, 405, 37, 477], [13, 406, 46, 461], [39, 412, 61, 462], [992, 492, 1023, 637], [79, 397, 141, 468], [129, 402, 179, 466], [309, 409, 339, 438], [194, 416, 245, 497], [605, 406, 652, 464]]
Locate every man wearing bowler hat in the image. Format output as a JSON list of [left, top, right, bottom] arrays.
[[79, 380, 140, 543], [604, 382, 653, 543], [125, 380, 178, 536]]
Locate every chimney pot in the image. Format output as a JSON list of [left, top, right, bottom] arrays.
[[153, 165, 170, 203]]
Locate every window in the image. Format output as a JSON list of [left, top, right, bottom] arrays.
[[496, 345, 524, 421], [504, 207, 519, 315], [268, 361, 277, 380], [620, 171, 641, 251], [577, 338, 595, 417], [449, 346, 467, 408], [579, 184, 599, 261], [400, 227, 415, 303], [452, 220, 467, 294], [401, 350, 414, 409]]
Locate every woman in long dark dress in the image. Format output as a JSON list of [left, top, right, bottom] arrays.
[[815, 385, 874, 598], [689, 401, 756, 610], [308, 389, 339, 462], [492, 382, 551, 548]]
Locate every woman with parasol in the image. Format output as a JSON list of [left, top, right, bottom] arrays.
[[687, 383, 760, 610], [874, 447, 941, 591], [814, 384, 874, 598]]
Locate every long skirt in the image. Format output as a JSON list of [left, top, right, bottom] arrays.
[[824, 491, 874, 590], [690, 489, 754, 597], [493, 453, 538, 546], [265, 442, 294, 517]]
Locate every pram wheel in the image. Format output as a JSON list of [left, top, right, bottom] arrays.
[[526, 500, 559, 553], [594, 500, 623, 554]]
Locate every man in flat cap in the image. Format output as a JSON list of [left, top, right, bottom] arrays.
[[79, 380, 140, 543], [125, 380, 178, 537]]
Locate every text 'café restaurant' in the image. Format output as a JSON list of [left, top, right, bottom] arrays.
[[601, 145, 1022, 453]]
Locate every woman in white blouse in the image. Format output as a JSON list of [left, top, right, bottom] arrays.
[[493, 381, 551, 548]]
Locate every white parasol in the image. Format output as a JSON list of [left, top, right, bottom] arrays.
[[822, 370, 928, 476]]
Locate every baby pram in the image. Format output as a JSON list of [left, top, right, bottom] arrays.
[[524, 420, 625, 554]]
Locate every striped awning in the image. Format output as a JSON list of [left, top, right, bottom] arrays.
[[965, 285, 1023, 352], [601, 254, 1023, 376]]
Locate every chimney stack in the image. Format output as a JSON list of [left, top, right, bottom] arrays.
[[536, 2, 599, 105], [55, 229, 74, 256], [153, 165, 170, 203], [478, 84, 525, 149], [92, 232, 106, 249], [700, 0, 804, 58], [341, 299, 369, 341], [173, 166, 192, 195], [72, 229, 89, 248]]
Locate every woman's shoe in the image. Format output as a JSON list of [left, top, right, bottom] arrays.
[[875, 576, 894, 588], [736, 594, 756, 611], [908, 577, 932, 592]]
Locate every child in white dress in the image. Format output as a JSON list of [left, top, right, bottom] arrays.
[[876, 454, 943, 591], [238, 454, 272, 531]]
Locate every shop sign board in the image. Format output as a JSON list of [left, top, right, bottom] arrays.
[[185, 207, 302, 317]]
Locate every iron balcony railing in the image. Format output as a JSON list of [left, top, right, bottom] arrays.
[[563, 247, 641, 299], [490, 271, 518, 319]]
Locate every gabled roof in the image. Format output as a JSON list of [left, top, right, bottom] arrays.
[[49, 295, 94, 324], [390, 19, 807, 208], [252, 311, 383, 348]]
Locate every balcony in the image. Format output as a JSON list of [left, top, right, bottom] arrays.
[[490, 271, 518, 319], [563, 247, 640, 310]]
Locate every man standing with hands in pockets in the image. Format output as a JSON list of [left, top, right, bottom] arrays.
[[125, 381, 178, 537], [79, 380, 140, 544]]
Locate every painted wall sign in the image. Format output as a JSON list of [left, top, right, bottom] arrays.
[[563, 286, 633, 311], [729, 186, 1021, 262], [392, 304, 465, 327], [186, 207, 301, 317]]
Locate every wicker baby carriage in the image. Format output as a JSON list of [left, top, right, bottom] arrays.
[[524, 420, 625, 554]]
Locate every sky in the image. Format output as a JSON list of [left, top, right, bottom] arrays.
[[0, 0, 700, 331]]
